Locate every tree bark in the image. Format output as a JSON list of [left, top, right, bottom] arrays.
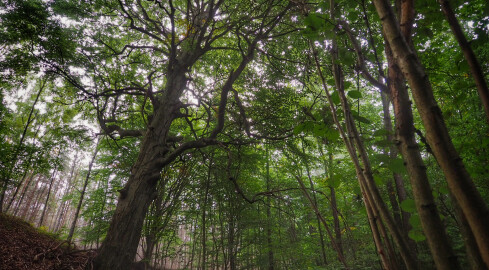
[[385, 36, 461, 270], [372, 0, 489, 266]]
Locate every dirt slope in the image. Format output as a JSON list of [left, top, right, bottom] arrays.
[[0, 214, 94, 270]]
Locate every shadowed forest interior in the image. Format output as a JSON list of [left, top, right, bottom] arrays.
[[1, 0, 489, 269]]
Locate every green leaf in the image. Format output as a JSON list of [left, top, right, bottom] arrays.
[[331, 91, 340, 105], [373, 153, 390, 163], [329, 177, 341, 189], [338, 48, 355, 66], [318, 1, 330, 10], [304, 13, 323, 31], [439, 186, 450, 195], [293, 124, 305, 135], [312, 124, 328, 137], [408, 230, 426, 242], [373, 129, 389, 137], [400, 199, 416, 213], [386, 158, 406, 173], [347, 90, 362, 99], [409, 214, 422, 228], [374, 139, 392, 147], [325, 129, 340, 141], [374, 175, 384, 185], [352, 113, 371, 124]]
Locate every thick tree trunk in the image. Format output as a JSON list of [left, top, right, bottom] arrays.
[[91, 135, 168, 269], [373, 0, 489, 266], [438, 0, 489, 123], [92, 66, 189, 269]]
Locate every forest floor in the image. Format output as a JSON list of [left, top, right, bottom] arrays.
[[0, 213, 94, 270]]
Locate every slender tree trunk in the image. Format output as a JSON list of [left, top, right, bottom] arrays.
[[314, 146, 338, 264], [322, 1, 414, 268], [201, 155, 212, 270], [372, 0, 489, 266], [228, 208, 236, 270], [0, 79, 47, 212], [8, 171, 33, 214], [311, 43, 414, 268], [325, 154, 343, 260], [265, 145, 275, 270], [449, 192, 487, 270], [67, 139, 100, 242], [54, 156, 80, 232], [363, 187, 392, 270], [5, 168, 29, 213], [39, 166, 58, 227], [380, 93, 411, 234], [30, 184, 47, 223], [18, 175, 39, 218], [295, 175, 349, 269], [438, 0, 489, 123]]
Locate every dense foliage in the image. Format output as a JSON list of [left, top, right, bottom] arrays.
[[1, 0, 488, 269]]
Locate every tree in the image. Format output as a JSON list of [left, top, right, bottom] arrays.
[[50, 1, 294, 268]]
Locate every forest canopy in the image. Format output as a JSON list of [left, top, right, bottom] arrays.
[[1, 0, 489, 269]]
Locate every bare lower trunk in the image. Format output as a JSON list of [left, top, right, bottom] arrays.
[[91, 138, 164, 269]]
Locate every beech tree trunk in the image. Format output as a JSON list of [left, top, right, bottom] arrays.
[[92, 115, 176, 269], [372, 0, 489, 267]]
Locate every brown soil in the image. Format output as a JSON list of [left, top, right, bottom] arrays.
[[0, 213, 94, 270]]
